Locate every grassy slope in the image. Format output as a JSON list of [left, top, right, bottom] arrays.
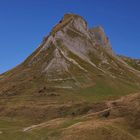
[[0, 113, 139, 140], [0, 88, 139, 139]]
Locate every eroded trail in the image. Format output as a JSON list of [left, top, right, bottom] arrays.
[[23, 118, 67, 132]]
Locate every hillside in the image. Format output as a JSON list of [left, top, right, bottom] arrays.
[[119, 55, 140, 71], [0, 13, 139, 140]]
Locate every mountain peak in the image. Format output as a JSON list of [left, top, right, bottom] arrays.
[[22, 13, 140, 89], [51, 13, 88, 36], [90, 26, 109, 46]]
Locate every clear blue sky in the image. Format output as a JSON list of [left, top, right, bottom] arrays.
[[0, 0, 140, 74]]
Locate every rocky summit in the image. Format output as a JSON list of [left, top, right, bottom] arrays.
[[0, 14, 140, 140]]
